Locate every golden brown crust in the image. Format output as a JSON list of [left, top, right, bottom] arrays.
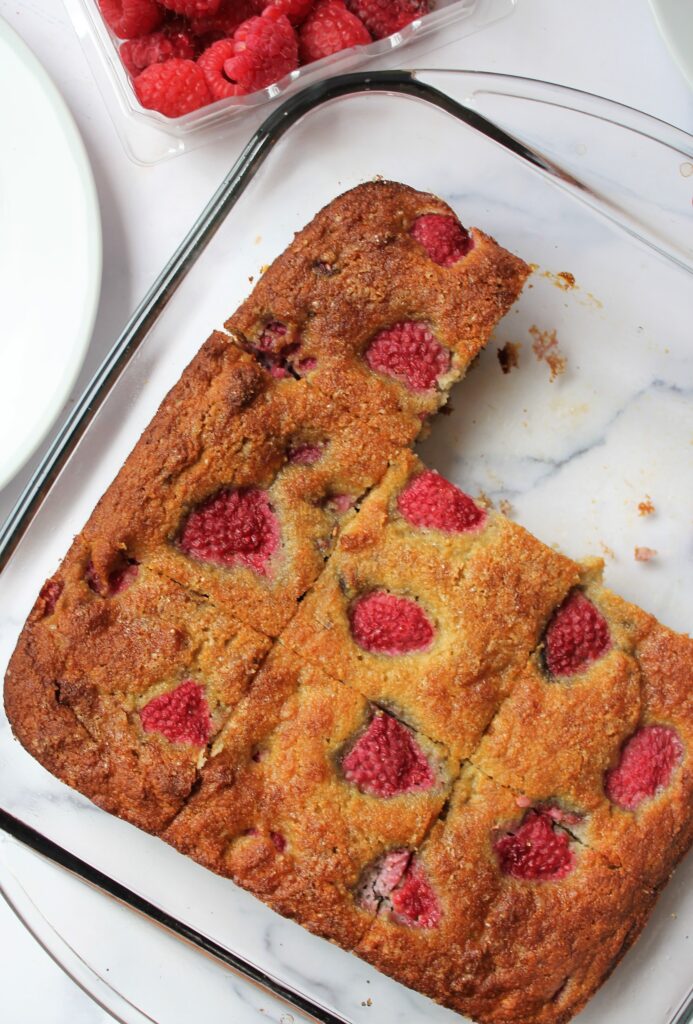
[[3, 180, 691, 1024]]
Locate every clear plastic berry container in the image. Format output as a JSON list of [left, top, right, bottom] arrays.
[[1, 71, 692, 1024], [63, 0, 515, 163]]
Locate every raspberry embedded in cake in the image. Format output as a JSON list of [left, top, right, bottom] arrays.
[[364, 321, 451, 392], [38, 579, 63, 617], [85, 559, 140, 597], [140, 679, 211, 747], [178, 487, 279, 576], [288, 442, 324, 465], [605, 725, 683, 811], [397, 470, 487, 533], [543, 590, 611, 677], [350, 591, 435, 655], [390, 859, 441, 928], [494, 807, 576, 882], [411, 214, 473, 266], [356, 849, 440, 927], [342, 711, 436, 797]]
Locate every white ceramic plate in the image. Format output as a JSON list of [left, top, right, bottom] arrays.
[[0, 18, 101, 491], [649, 0, 693, 89]]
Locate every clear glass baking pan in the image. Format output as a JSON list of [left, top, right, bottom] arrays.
[[1, 71, 692, 1024], [63, 0, 515, 163]]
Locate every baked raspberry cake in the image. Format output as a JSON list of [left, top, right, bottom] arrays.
[[3, 181, 691, 1024]]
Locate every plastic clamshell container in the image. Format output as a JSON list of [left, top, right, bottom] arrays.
[[1, 71, 692, 1024], [62, 0, 515, 162]]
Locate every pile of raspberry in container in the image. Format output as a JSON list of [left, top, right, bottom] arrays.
[[99, 0, 431, 117]]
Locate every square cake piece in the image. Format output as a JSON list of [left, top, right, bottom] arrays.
[[164, 644, 457, 948], [4, 553, 271, 832]]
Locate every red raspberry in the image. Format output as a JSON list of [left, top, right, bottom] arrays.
[[263, 0, 314, 25], [244, 321, 303, 377], [346, 0, 428, 39], [390, 860, 441, 928], [159, 0, 223, 17], [397, 470, 486, 534], [198, 39, 243, 99], [411, 214, 472, 267], [189, 0, 262, 42], [288, 442, 323, 464], [357, 848, 411, 912], [134, 58, 213, 117], [544, 591, 611, 677], [342, 712, 435, 797], [178, 488, 279, 575], [350, 591, 434, 655], [85, 560, 139, 597], [364, 321, 450, 392], [99, 0, 164, 39], [140, 680, 211, 746], [495, 808, 575, 882], [223, 13, 298, 94], [120, 24, 197, 77], [605, 725, 683, 811], [270, 830, 287, 850], [299, 0, 371, 64], [323, 493, 354, 514], [38, 579, 63, 617]]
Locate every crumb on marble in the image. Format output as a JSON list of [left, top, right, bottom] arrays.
[[634, 546, 657, 562], [529, 325, 567, 381], [638, 496, 655, 516], [497, 341, 521, 375], [476, 491, 494, 510], [260, 264, 270, 275], [600, 542, 615, 561], [361, 998, 373, 1007], [499, 498, 513, 517]]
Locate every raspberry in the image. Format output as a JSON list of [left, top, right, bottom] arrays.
[[357, 848, 411, 912], [85, 560, 139, 597], [223, 13, 298, 94], [346, 0, 428, 39], [140, 680, 211, 746], [263, 0, 315, 25], [99, 0, 164, 39], [120, 24, 197, 76], [364, 322, 450, 392], [198, 39, 243, 99], [244, 321, 302, 377], [605, 725, 683, 811], [495, 808, 575, 882], [299, 0, 371, 64], [350, 591, 434, 655], [342, 712, 435, 797], [544, 591, 611, 677], [411, 214, 472, 267], [323, 493, 353, 514], [390, 860, 441, 928], [178, 488, 279, 575], [159, 0, 223, 17], [288, 442, 323, 464], [270, 830, 287, 850], [135, 59, 212, 117], [189, 0, 261, 42], [397, 470, 486, 533], [38, 579, 63, 617]]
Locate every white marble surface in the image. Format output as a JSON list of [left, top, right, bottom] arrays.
[[0, 0, 692, 1021]]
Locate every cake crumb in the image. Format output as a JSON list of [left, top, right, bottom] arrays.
[[638, 496, 655, 516], [476, 491, 494, 509], [529, 325, 567, 381], [499, 498, 513, 517], [557, 271, 576, 289], [497, 341, 521, 375], [260, 264, 270, 275], [635, 546, 657, 562], [600, 542, 615, 561], [361, 998, 373, 1007]]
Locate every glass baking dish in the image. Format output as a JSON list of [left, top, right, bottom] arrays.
[[62, 0, 515, 163], [1, 70, 692, 1024]]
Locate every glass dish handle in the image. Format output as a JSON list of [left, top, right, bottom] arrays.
[[411, 69, 693, 275]]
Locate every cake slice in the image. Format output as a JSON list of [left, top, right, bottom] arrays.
[[164, 644, 457, 948], [4, 552, 270, 832]]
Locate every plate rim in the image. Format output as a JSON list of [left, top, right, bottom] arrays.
[[0, 17, 102, 492], [648, 0, 693, 90]]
